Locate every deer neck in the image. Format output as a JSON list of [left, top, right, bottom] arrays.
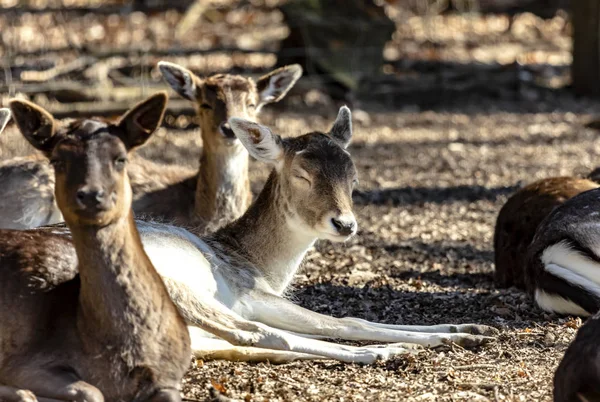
[[212, 172, 316, 294], [71, 211, 170, 342], [194, 141, 251, 232]]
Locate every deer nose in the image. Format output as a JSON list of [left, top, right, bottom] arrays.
[[219, 122, 236, 139], [76, 187, 106, 209], [330, 216, 357, 237]]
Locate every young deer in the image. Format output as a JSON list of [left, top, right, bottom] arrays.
[[18, 105, 496, 363], [0, 62, 302, 232], [0, 93, 191, 401], [525, 187, 600, 316], [494, 176, 599, 289], [554, 311, 600, 402]]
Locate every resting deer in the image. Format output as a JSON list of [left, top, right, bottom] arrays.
[[494, 175, 599, 289], [525, 187, 600, 316], [554, 311, 600, 402], [15, 103, 496, 364], [0, 93, 191, 401], [0, 62, 302, 231]]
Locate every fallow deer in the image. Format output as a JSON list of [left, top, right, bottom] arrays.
[[525, 187, 600, 316], [494, 176, 599, 289], [20, 104, 496, 364], [554, 311, 600, 402], [0, 93, 191, 401], [0, 62, 302, 232]]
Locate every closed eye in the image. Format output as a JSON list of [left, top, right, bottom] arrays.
[[200, 103, 212, 110], [293, 172, 312, 186]]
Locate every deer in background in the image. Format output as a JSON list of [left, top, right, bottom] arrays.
[[15, 103, 497, 364], [494, 175, 599, 289], [0, 93, 190, 402], [0, 62, 302, 232]]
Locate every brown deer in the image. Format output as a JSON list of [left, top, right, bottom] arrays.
[[17, 105, 496, 364], [0, 93, 191, 401], [494, 175, 599, 289], [0, 62, 302, 232], [554, 310, 600, 402]]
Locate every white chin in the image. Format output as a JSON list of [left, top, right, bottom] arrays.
[[319, 231, 353, 242]]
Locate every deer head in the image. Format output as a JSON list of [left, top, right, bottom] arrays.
[[9, 93, 168, 227], [230, 106, 358, 241], [157, 61, 302, 154]]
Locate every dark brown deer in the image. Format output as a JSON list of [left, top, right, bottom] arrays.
[[554, 311, 600, 402], [0, 93, 191, 401], [494, 175, 599, 289], [0, 63, 302, 232]]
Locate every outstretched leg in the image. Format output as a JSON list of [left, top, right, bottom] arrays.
[[7, 366, 103, 402], [243, 291, 497, 348], [180, 293, 419, 364]]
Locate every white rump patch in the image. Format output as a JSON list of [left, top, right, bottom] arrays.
[[542, 241, 600, 287], [534, 289, 591, 316]]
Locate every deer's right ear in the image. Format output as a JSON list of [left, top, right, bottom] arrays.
[[0, 108, 10, 134], [117, 92, 168, 151], [158, 61, 200, 101], [9, 99, 57, 154], [229, 118, 284, 165]]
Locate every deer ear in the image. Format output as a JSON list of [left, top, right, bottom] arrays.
[[117, 92, 167, 151], [9, 99, 57, 154], [0, 108, 10, 134], [256, 64, 302, 107], [158, 61, 201, 101], [229, 118, 284, 165], [329, 106, 352, 149]]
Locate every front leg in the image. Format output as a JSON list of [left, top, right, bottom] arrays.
[[8, 366, 103, 402], [244, 291, 496, 348]]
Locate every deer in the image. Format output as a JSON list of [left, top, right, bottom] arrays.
[[494, 175, 599, 289], [525, 186, 600, 317], [554, 310, 600, 402], [13, 101, 497, 364], [0, 93, 191, 401], [0, 62, 302, 232]]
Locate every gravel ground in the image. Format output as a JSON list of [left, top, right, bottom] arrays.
[[3, 3, 600, 401]]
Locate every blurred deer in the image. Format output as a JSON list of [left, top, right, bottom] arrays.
[[0, 93, 190, 401], [16, 104, 496, 364], [0, 62, 302, 232]]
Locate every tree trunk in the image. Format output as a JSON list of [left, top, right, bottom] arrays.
[[572, 0, 600, 96]]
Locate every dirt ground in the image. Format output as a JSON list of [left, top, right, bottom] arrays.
[[3, 2, 600, 401]]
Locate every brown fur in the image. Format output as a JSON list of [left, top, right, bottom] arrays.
[[493, 176, 599, 289], [0, 94, 190, 402]]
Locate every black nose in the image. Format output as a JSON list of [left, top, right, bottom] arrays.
[[76, 188, 105, 209], [331, 217, 356, 236], [219, 122, 236, 139]]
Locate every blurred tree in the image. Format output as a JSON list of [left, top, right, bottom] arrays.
[[572, 1, 600, 96], [277, 0, 395, 100]]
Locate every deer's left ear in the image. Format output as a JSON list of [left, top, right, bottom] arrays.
[[329, 106, 352, 149], [256, 64, 303, 108], [117, 92, 168, 151]]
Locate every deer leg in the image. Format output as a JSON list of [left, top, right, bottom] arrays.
[[8, 367, 103, 402], [244, 291, 496, 348], [190, 335, 324, 363], [183, 297, 417, 364], [0, 386, 38, 402]]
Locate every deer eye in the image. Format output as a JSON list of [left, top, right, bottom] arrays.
[[200, 103, 212, 110], [248, 103, 256, 109], [114, 156, 127, 170]]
